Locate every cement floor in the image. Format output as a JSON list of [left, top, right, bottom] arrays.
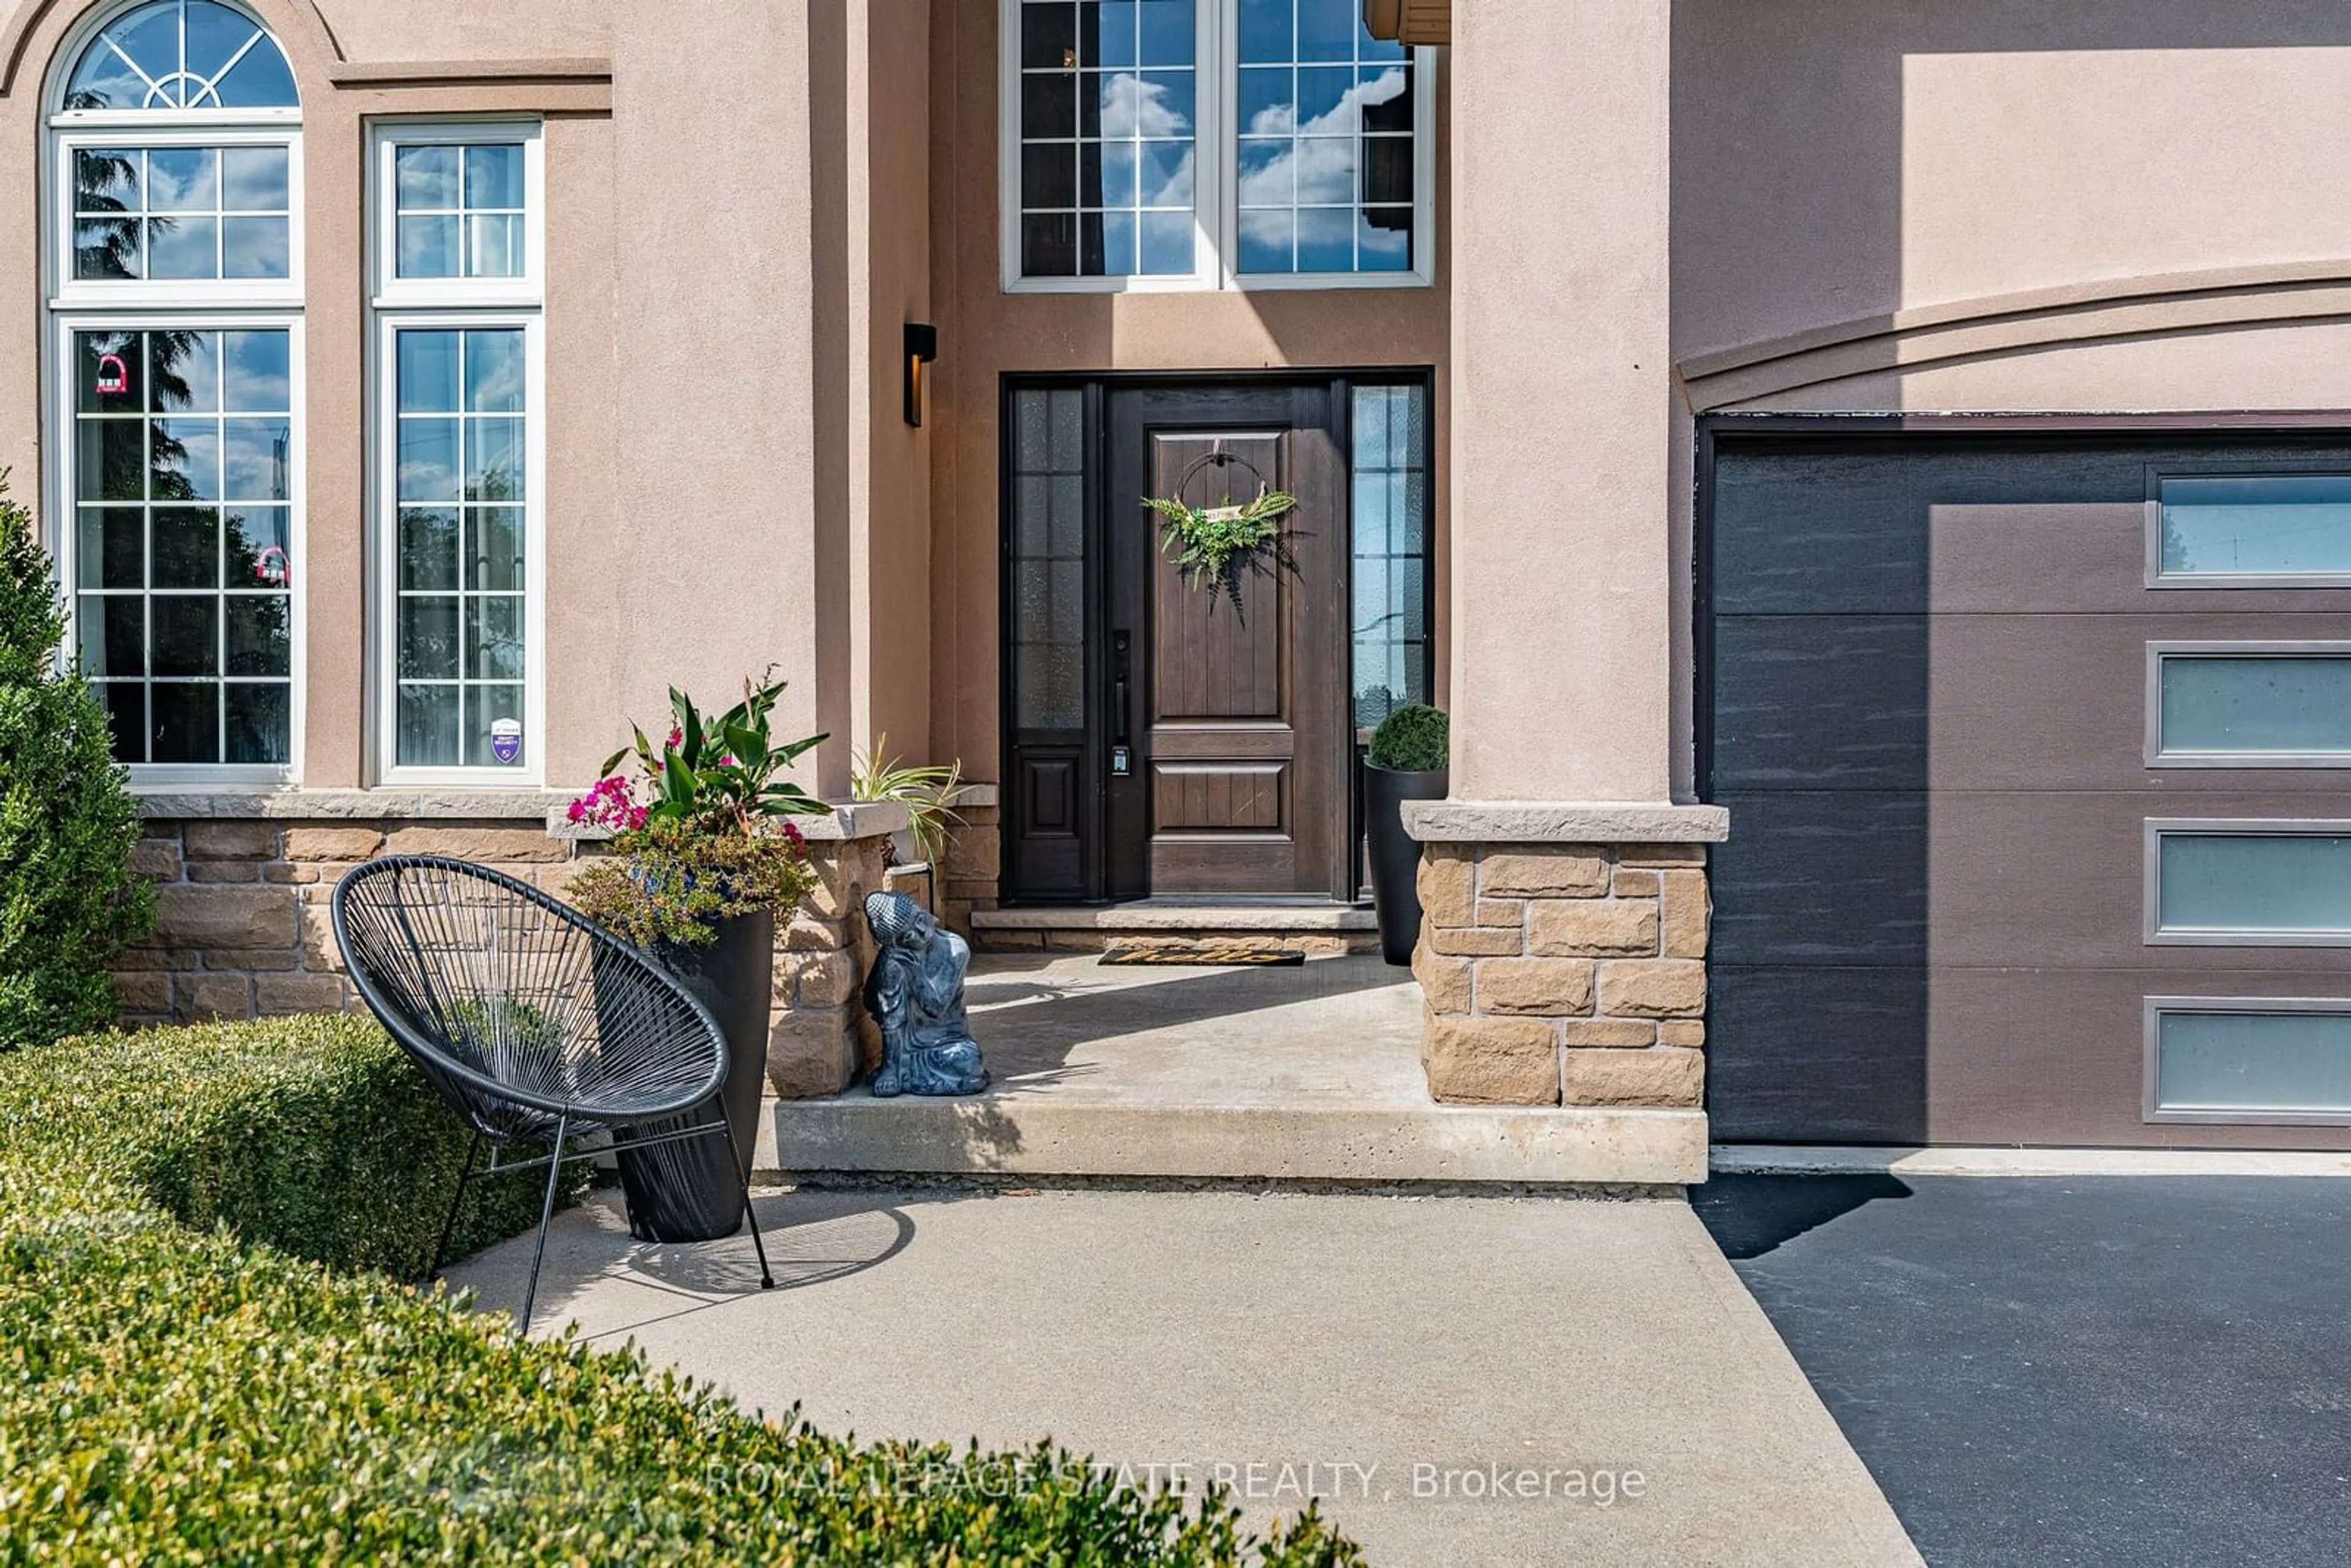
[[955, 950, 1427, 1107], [446, 1187, 1919, 1567]]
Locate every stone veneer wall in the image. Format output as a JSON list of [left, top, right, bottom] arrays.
[[767, 830, 889, 1096], [938, 801, 1001, 937], [119, 816, 898, 1103], [1409, 841, 1711, 1108], [118, 820, 575, 1024]]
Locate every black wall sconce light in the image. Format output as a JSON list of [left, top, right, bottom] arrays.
[[904, 322, 938, 428]]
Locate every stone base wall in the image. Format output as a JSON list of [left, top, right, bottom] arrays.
[[119, 814, 896, 1105], [1409, 841, 1711, 1108], [767, 832, 889, 1097], [119, 819, 579, 1025], [939, 803, 1002, 936]]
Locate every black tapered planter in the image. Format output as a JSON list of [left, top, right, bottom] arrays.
[[612, 907, 773, 1243], [1365, 762, 1449, 967]]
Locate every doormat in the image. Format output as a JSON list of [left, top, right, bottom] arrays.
[[1100, 942, 1307, 967]]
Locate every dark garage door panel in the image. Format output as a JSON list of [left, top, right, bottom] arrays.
[[1931, 790, 2351, 973], [1710, 966, 1927, 1143], [1923, 612, 2351, 793], [1711, 617, 1928, 790], [1710, 790, 1925, 968], [1707, 431, 2351, 1147], [1930, 967, 2351, 1149]]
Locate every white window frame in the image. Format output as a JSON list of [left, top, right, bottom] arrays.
[[45, 1, 304, 785], [370, 119, 546, 309], [50, 309, 307, 786], [48, 124, 306, 310], [999, 0, 1434, 293], [367, 122, 547, 788]]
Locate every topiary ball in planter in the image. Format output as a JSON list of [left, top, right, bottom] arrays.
[[1368, 703, 1449, 773], [1363, 703, 1449, 967]]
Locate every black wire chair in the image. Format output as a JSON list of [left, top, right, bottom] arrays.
[[331, 855, 773, 1333]]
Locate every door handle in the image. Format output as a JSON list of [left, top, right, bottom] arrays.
[[1111, 629, 1133, 775]]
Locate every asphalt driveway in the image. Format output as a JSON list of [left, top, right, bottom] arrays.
[[1693, 1174, 2351, 1568]]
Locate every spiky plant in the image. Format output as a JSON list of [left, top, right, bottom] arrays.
[[851, 735, 966, 866]]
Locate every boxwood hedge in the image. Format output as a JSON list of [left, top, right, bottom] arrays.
[[0, 1017, 1360, 1565], [0, 1013, 574, 1275]]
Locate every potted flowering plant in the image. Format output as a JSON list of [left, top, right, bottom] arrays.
[[564, 671, 827, 1243]]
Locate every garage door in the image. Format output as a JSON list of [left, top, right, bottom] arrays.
[[1704, 427, 2351, 1149]]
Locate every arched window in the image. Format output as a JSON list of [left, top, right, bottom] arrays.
[[49, 1, 302, 777], [61, 0, 297, 112]]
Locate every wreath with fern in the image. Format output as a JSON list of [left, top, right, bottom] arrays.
[[1142, 486, 1298, 596]]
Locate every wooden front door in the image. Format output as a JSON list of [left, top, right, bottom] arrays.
[[1103, 384, 1349, 898]]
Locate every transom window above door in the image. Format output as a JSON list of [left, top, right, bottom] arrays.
[[1002, 0, 1433, 291]]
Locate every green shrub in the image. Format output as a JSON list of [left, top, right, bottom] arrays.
[[1367, 702, 1449, 772], [0, 1013, 579, 1276], [0, 1017, 1363, 1564], [0, 471, 151, 1048], [0, 1202, 1356, 1564]]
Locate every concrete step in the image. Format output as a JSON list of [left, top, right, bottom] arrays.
[[970, 901, 1379, 955], [754, 953, 1705, 1187]]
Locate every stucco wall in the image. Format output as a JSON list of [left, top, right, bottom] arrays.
[[310, 0, 608, 64], [849, 0, 934, 774], [612, 1, 825, 778], [1449, 0, 1669, 805], [1674, 0, 2351, 413], [924, 0, 1452, 782]]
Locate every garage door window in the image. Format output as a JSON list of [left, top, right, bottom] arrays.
[[2153, 474, 2351, 585], [2148, 1002, 2351, 1123], [2149, 825, 2351, 944], [2151, 646, 2351, 765]]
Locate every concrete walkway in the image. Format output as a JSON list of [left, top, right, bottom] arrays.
[[448, 1187, 1919, 1566]]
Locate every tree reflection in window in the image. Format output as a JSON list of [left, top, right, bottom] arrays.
[[73, 326, 293, 764], [54, 2, 300, 768]]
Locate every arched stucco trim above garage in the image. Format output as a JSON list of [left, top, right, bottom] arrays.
[[0, 0, 343, 95], [1682, 260, 2351, 411]]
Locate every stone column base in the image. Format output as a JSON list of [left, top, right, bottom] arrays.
[[1403, 802, 1728, 1110], [765, 803, 910, 1098]]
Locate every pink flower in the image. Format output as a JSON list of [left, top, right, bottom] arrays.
[[569, 774, 643, 833], [667, 726, 683, 750], [781, 820, 806, 850]]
